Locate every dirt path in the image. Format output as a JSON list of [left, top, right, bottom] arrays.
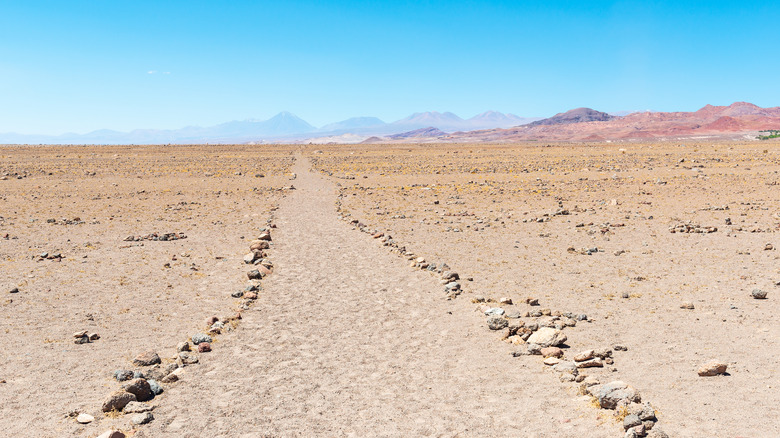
[[149, 155, 614, 437]]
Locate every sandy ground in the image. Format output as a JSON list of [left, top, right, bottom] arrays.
[[313, 143, 780, 437], [1, 142, 777, 437], [145, 156, 614, 437], [0, 145, 292, 436]]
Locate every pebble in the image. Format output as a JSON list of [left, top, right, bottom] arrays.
[[102, 390, 136, 412], [76, 413, 94, 424], [114, 369, 134, 381], [576, 358, 604, 368], [177, 351, 199, 365], [499, 297, 512, 304], [132, 412, 154, 425], [191, 333, 212, 345], [487, 316, 508, 330], [543, 357, 561, 366], [751, 289, 768, 299], [198, 342, 212, 353], [484, 307, 505, 316], [177, 341, 190, 352], [161, 373, 179, 383], [133, 351, 161, 366], [97, 431, 125, 438], [148, 379, 163, 395], [123, 401, 153, 413], [574, 349, 594, 362], [647, 427, 669, 438], [541, 347, 563, 358], [589, 381, 641, 409], [122, 378, 153, 402], [247, 269, 263, 280], [614, 344, 628, 351], [526, 327, 567, 347], [680, 301, 695, 309], [697, 360, 728, 376]]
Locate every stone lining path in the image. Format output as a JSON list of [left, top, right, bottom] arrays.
[[147, 155, 615, 437]]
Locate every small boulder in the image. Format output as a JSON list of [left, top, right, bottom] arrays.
[[133, 351, 161, 366], [526, 327, 567, 347], [574, 349, 595, 362], [97, 431, 125, 438], [132, 412, 154, 425], [697, 360, 727, 376], [247, 269, 263, 280], [123, 401, 153, 413], [751, 289, 768, 300], [191, 333, 212, 345], [541, 347, 563, 358], [198, 342, 212, 353], [101, 390, 136, 412], [177, 341, 190, 352], [122, 378, 153, 402], [76, 413, 94, 424], [487, 316, 508, 330], [623, 414, 642, 430]]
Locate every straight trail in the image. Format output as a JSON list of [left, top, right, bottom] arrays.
[[150, 155, 613, 437]]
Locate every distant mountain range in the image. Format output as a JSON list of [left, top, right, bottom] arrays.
[[2, 102, 778, 144], [0, 110, 540, 145]]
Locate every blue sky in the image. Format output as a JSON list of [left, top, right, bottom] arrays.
[[1, 0, 779, 134]]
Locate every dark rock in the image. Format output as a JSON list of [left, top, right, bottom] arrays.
[[133, 351, 161, 366], [114, 369, 134, 381], [122, 378, 153, 401], [191, 333, 212, 345]]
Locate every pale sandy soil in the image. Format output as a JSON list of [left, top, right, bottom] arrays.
[[0, 145, 292, 436], [1, 142, 777, 437], [314, 143, 780, 437]]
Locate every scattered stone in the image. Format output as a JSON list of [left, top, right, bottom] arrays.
[[526, 298, 539, 306], [541, 347, 563, 358], [766, 243, 774, 251], [114, 369, 134, 382], [132, 412, 154, 425], [257, 232, 272, 241], [76, 413, 94, 424], [646, 427, 669, 438], [123, 401, 153, 413], [487, 316, 508, 330], [526, 327, 567, 347], [552, 361, 578, 375], [472, 295, 486, 303], [133, 351, 161, 366], [623, 414, 642, 430], [72, 330, 88, 338], [9, 287, 19, 294], [122, 378, 153, 402], [198, 342, 212, 353], [247, 269, 263, 280], [576, 358, 604, 368], [590, 381, 641, 409], [102, 390, 136, 412], [526, 344, 542, 355], [751, 289, 768, 299], [543, 357, 561, 366], [484, 307, 505, 316], [89, 333, 100, 340], [96, 431, 125, 438], [177, 341, 190, 352], [680, 301, 695, 309], [574, 349, 595, 362], [614, 344, 628, 351], [697, 360, 728, 376], [499, 297, 512, 305], [148, 379, 163, 395], [191, 333, 212, 345], [161, 373, 179, 383], [177, 351, 199, 365], [231, 290, 244, 298]]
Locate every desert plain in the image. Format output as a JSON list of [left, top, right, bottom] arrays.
[[1, 141, 779, 437]]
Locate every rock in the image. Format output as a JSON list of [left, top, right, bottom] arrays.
[[9, 287, 19, 294], [543, 357, 561, 366], [444, 281, 460, 291], [177, 351, 199, 365], [114, 369, 134, 381], [97, 431, 125, 438], [484, 307, 505, 316], [257, 232, 272, 241], [250, 240, 269, 251], [647, 427, 669, 438], [487, 316, 508, 330], [526, 344, 542, 355], [752, 289, 768, 299], [576, 358, 603, 368], [244, 291, 258, 300], [102, 390, 136, 412], [541, 347, 563, 358], [593, 348, 613, 359], [526, 327, 567, 347], [614, 344, 628, 351], [177, 341, 190, 352], [76, 413, 94, 424], [123, 401, 153, 413], [591, 381, 641, 409], [72, 330, 88, 338], [191, 333, 212, 345], [89, 333, 100, 341], [623, 414, 642, 430], [638, 402, 657, 421], [472, 295, 486, 303], [205, 316, 219, 326], [161, 373, 179, 383], [526, 298, 539, 306], [148, 379, 163, 395], [198, 342, 212, 353], [132, 412, 154, 425], [74, 335, 90, 344], [574, 349, 595, 362], [499, 297, 513, 305], [122, 378, 153, 402], [697, 360, 727, 376], [247, 269, 263, 280], [766, 243, 774, 251], [552, 361, 578, 375], [680, 301, 695, 309], [133, 351, 161, 366]]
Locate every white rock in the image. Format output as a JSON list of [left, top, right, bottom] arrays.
[[76, 413, 94, 424]]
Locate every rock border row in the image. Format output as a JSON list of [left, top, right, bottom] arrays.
[[80, 208, 280, 438], [333, 199, 669, 438]]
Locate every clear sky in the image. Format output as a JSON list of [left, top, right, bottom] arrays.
[[1, 0, 779, 134]]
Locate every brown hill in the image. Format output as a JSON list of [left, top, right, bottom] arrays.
[[442, 102, 780, 142]]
